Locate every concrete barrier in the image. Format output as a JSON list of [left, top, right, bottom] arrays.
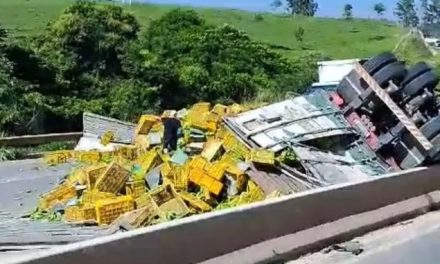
[[12, 165, 440, 264], [0, 133, 82, 147]]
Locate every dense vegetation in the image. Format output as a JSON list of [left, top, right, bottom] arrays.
[[0, 1, 322, 135]]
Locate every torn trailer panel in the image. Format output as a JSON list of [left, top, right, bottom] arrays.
[[224, 91, 389, 188], [224, 91, 354, 152]]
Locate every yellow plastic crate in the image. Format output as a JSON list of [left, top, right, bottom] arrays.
[[170, 165, 188, 191], [95, 196, 135, 225], [94, 163, 129, 194], [178, 191, 212, 212], [204, 112, 220, 123], [215, 126, 229, 140], [223, 133, 239, 151], [81, 191, 116, 205], [189, 168, 223, 196], [150, 184, 190, 218], [225, 164, 247, 191], [189, 118, 211, 131], [229, 103, 243, 114], [206, 162, 226, 181], [44, 152, 71, 165], [86, 164, 107, 190], [123, 204, 161, 228], [188, 156, 208, 171], [212, 104, 229, 116], [100, 131, 114, 146], [160, 162, 172, 178], [137, 150, 159, 175], [249, 150, 275, 165], [116, 145, 138, 161], [78, 151, 101, 164], [191, 102, 211, 113], [39, 183, 77, 211], [201, 139, 223, 161], [67, 168, 87, 185], [231, 144, 250, 159], [134, 135, 150, 151], [135, 193, 154, 209], [135, 115, 159, 135], [65, 205, 96, 223], [126, 180, 147, 198]]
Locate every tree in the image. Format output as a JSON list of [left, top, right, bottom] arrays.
[[343, 4, 353, 20], [35, 0, 140, 117], [394, 0, 419, 27], [423, 0, 440, 25], [0, 26, 45, 134], [286, 0, 318, 16], [271, 0, 283, 10], [374, 3, 386, 17]]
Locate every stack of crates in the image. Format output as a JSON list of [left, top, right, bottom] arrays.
[[188, 167, 223, 196], [39, 183, 77, 211], [94, 163, 129, 194], [95, 196, 135, 225]]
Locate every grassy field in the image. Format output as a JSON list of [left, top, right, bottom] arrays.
[[0, 0, 406, 60]]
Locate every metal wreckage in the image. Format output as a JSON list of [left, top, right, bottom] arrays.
[[33, 52, 440, 233]]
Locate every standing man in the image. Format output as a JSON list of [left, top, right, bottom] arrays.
[[161, 111, 181, 153]]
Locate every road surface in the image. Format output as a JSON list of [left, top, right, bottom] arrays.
[[291, 211, 440, 264]]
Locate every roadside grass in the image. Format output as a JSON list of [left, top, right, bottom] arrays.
[[0, 0, 403, 60]]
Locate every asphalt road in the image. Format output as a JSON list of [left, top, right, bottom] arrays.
[[0, 159, 104, 247], [291, 211, 440, 264]]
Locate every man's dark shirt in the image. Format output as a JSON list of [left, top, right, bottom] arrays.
[[162, 117, 181, 150]]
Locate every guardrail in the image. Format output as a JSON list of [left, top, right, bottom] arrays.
[[0, 132, 83, 147]]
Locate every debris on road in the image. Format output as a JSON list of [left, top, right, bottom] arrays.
[[36, 102, 281, 229]]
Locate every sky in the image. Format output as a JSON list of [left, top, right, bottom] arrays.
[[139, 0, 400, 19]]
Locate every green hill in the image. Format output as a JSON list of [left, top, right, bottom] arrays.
[[0, 0, 404, 60]]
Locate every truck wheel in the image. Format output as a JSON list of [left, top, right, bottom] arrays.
[[336, 78, 358, 105], [372, 62, 407, 87], [363, 52, 397, 75], [401, 62, 431, 87], [403, 71, 439, 97], [420, 116, 440, 140]]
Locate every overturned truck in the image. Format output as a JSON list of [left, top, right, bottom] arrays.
[[224, 52, 440, 193]]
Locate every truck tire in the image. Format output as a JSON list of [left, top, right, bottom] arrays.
[[401, 62, 431, 87], [420, 116, 440, 140], [372, 62, 407, 87], [336, 78, 358, 105], [403, 71, 439, 97], [363, 52, 397, 75]]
